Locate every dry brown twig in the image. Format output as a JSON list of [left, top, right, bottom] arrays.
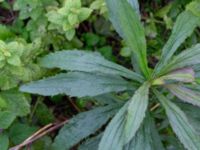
[[9, 119, 68, 150]]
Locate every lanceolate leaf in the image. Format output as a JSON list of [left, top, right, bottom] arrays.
[[52, 104, 121, 150], [20, 72, 133, 97], [106, 0, 149, 77], [99, 83, 150, 150], [159, 44, 200, 75], [128, 0, 140, 16], [154, 90, 200, 150], [152, 68, 195, 85], [39, 50, 144, 82], [167, 84, 200, 107], [154, 10, 200, 75], [124, 114, 164, 150], [98, 103, 128, 150], [125, 82, 150, 143]]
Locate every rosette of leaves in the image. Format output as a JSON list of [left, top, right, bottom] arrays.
[[21, 0, 200, 150], [0, 39, 44, 90], [46, 0, 92, 40]]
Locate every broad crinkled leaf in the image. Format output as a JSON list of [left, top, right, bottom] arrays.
[[167, 84, 200, 107], [40, 50, 143, 82], [0, 89, 30, 129], [0, 89, 30, 116], [124, 114, 164, 150], [20, 72, 133, 97], [154, 10, 200, 75], [9, 123, 38, 145], [124, 82, 150, 143], [154, 90, 200, 150], [106, 0, 149, 77], [51, 104, 121, 150], [0, 111, 16, 129], [99, 83, 150, 150]]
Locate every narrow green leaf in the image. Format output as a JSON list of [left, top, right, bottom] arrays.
[[167, 84, 200, 107], [98, 103, 128, 150], [159, 44, 200, 76], [153, 68, 195, 85], [99, 83, 150, 149], [125, 82, 150, 143], [40, 50, 144, 82], [177, 102, 200, 134], [52, 104, 120, 150], [124, 114, 164, 150], [154, 10, 200, 75], [154, 90, 200, 150], [106, 0, 149, 77], [128, 0, 140, 16], [20, 72, 133, 97], [0, 134, 9, 150]]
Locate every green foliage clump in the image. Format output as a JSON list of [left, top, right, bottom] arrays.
[[0, 39, 44, 90], [47, 0, 92, 40]]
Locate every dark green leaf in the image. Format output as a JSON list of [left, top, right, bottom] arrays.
[[9, 123, 38, 145], [40, 50, 143, 82], [124, 82, 150, 143], [0, 89, 30, 116], [0, 133, 9, 150], [167, 84, 200, 107], [20, 72, 133, 97], [52, 104, 121, 150], [98, 103, 128, 150], [154, 11, 200, 75], [124, 114, 164, 150], [154, 90, 200, 150], [99, 83, 150, 149], [106, 0, 149, 77], [0, 111, 16, 129], [159, 44, 200, 75]]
